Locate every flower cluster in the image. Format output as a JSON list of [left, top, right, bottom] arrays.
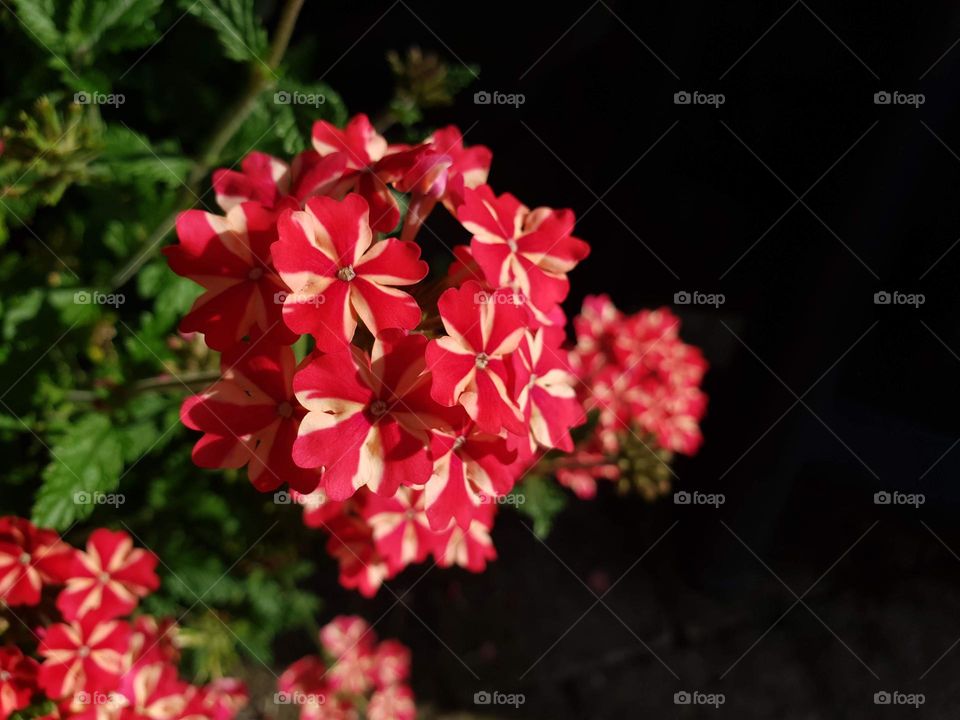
[[0, 517, 247, 720], [558, 296, 709, 499], [278, 615, 414, 720], [167, 114, 591, 594]]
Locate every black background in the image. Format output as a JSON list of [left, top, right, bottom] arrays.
[[290, 1, 960, 717]]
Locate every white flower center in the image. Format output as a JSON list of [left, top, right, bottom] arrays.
[[337, 265, 356, 282], [507, 239, 518, 253], [370, 400, 388, 416], [452, 436, 466, 451], [98, 571, 111, 584], [475, 352, 490, 369], [247, 267, 264, 281], [18, 552, 30, 565], [0, 671, 10, 682], [77, 646, 90, 658]]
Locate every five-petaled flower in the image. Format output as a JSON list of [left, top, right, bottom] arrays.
[[458, 184, 589, 320], [293, 330, 448, 499], [0, 517, 73, 606], [181, 343, 321, 494], [272, 194, 428, 351], [0, 647, 37, 720], [425, 281, 526, 434], [37, 614, 131, 699], [56, 529, 159, 622], [165, 202, 298, 351]]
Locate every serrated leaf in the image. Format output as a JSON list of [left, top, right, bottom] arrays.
[[33, 413, 124, 529], [179, 0, 268, 64]]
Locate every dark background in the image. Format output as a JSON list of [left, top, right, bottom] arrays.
[[292, 1, 960, 717]]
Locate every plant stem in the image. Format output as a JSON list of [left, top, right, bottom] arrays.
[[108, 0, 306, 290], [66, 369, 221, 403]]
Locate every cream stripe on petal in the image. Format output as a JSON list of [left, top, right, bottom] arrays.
[[295, 400, 365, 427], [297, 210, 338, 262], [107, 536, 133, 573], [353, 424, 385, 493], [488, 326, 525, 357]]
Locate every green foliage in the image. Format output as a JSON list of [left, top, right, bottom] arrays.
[[512, 474, 569, 538], [0, 0, 478, 682]]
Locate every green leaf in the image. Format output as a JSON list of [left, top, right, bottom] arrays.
[[32, 413, 124, 529], [10, 0, 63, 53], [178, 0, 268, 64], [512, 474, 569, 538]]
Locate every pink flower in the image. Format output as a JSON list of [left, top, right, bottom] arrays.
[[311, 114, 429, 232], [366, 685, 414, 720], [427, 125, 491, 212], [324, 517, 390, 598], [0, 646, 37, 720], [292, 331, 447, 500], [426, 281, 527, 434], [360, 488, 434, 573], [115, 662, 187, 720], [272, 194, 428, 351], [164, 202, 298, 351], [319, 616, 375, 658], [0, 517, 74, 607], [458, 185, 589, 317], [37, 614, 131, 698], [432, 503, 497, 573], [424, 425, 516, 531], [212, 150, 346, 212], [369, 640, 410, 688], [56, 529, 159, 622], [181, 343, 321, 494], [514, 329, 584, 453]]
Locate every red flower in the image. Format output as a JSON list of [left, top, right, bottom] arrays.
[[319, 616, 375, 658], [431, 503, 497, 573], [292, 331, 447, 500], [425, 281, 526, 434], [0, 517, 73, 606], [514, 329, 584, 453], [212, 151, 346, 212], [324, 517, 390, 598], [0, 646, 37, 720], [367, 685, 415, 720], [115, 663, 187, 720], [57, 530, 159, 622], [164, 202, 297, 351], [424, 425, 516, 531], [427, 125, 491, 212], [311, 114, 427, 232], [458, 185, 589, 316], [360, 488, 434, 573], [369, 640, 410, 689], [181, 343, 321, 494], [272, 194, 428, 351], [37, 615, 131, 699]]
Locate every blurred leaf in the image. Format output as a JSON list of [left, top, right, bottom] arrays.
[[33, 413, 124, 529], [178, 0, 268, 64], [512, 474, 568, 538]]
